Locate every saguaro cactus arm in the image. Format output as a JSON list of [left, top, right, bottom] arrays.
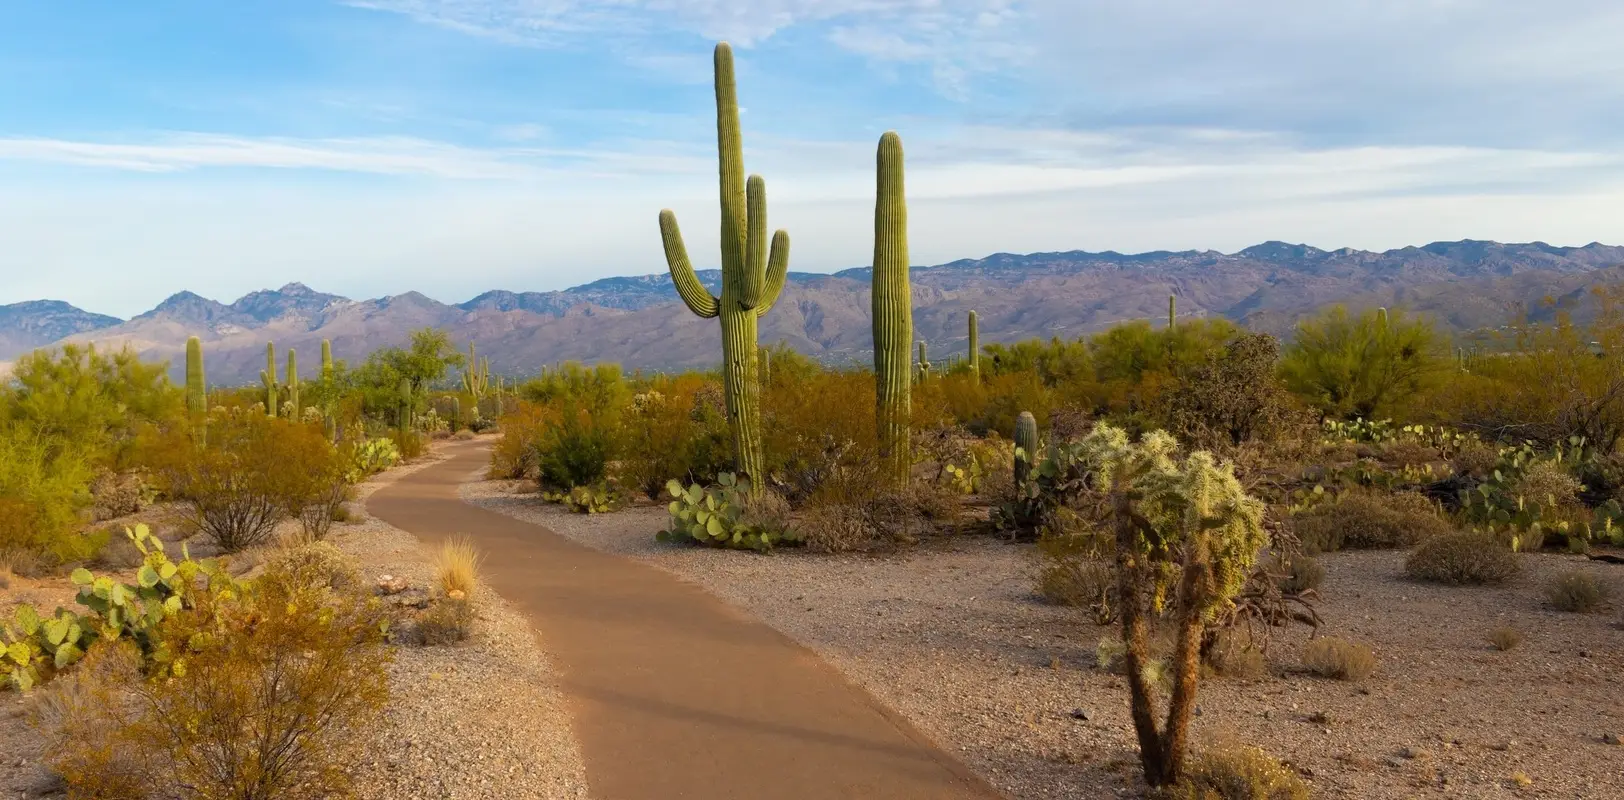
[[757, 230, 790, 317], [659, 210, 721, 318]]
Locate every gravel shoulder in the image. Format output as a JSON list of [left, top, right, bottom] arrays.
[[1, 444, 589, 800], [462, 478, 1624, 800]]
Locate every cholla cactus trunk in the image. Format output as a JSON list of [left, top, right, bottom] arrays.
[[185, 336, 206, 441], [286, 349, 299, 420], [261, 342, 278, 417], [1014, 411, 1038, 486], [968, 310, 979, 378], [658, 42, 791, 489], [872, 131, 912, 487]]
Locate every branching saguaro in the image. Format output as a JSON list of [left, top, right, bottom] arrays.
[[1077, 423, 1268, 786], [658, 42, 790, 487]]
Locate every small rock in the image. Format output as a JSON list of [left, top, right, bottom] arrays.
[[377, 575, 409, 595], [1070, 708, 1089, 721], [1490, 740, 1513, 751], [1400, 746, 1430, 760], [1603, 733, 1621, 746]]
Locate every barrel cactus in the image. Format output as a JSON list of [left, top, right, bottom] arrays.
[[872, 131, 912, 486], [657, 42, 790, 488]]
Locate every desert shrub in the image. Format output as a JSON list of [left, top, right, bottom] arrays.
[[489, 401, 552, 479], [1544, 569, 1612, 613], [1164, 332, 1311, 452], [0, 424, 99, 565], [453, 429, 476, 441], [262, 541, 360, 593], [1405, 532, 1519, 585], [414, 597, 474, 646], [1291, 490, 1453, 552], [436, 536, 481, 598], [762, 369, 880, 503], [1167, 744, 1312, 800], [1450, 438, 1500, 477], [797, 504, 875, 553], [88, 469, 155, 521], [619, 377, 731, 498], [1280, 305, 1438, 420], [1205, 632, 1267, 680], [1301, 636, 1377, 681], [548, 482, 624, 514], [1486, 626, 1523, 651], [291, 439, 354, 542], [1271, 553, 1325, 594], [389, 427, 426, 460], [152, 410, 345, 552], [1514, 461, 1584, 512], [45, 557, 391, 799], [2, 343, 183, 472], [1034, 530, 1117, 623], [536, 408, 617, 491]]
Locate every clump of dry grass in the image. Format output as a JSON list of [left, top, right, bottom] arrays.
[[1405, 532, 1520, 585], [1544, 569, 1612, 613], [1206, 631, 1267, 680], [415, 597, 475, 646], [1486, 626, 1523, 651], [1301, 636, 1376, 681], [1166, 743, 1311, 800], [436, 536, 483, 598]]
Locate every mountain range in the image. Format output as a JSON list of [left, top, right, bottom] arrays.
[[4, 239, 1623, 384]]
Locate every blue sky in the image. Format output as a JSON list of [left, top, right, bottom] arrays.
[[3, 1, 1624, 317]]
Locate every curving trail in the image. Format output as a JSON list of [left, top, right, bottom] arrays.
[[368, 440, 1005, 800]]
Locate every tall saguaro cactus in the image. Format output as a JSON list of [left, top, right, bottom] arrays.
[[968, 310, 979, 378], [658, 42, 791, 486], [260, 342, 279, 417], [185, 336, 206, 437], [321, 339, 337, 441], [873, 131, 912, 487]]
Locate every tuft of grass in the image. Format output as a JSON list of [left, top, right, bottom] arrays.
[[1486, 626, 1524, 651], [1301, 637, 1376, 681], [1292, 490, 1454, 553], [1274, 553, 1325, 594], [1544, 569, 1612, 613], [415, 597, 475, 646], [1405, 532, 1520, 585], [1166, 743, 1312, 800], [435, 536, 483, 598]]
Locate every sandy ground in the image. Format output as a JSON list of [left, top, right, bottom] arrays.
[[0, 444, 589, 800], [463, 477, 1624, 800]]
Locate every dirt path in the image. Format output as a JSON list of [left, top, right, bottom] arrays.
[[367, 440, 1004, 800]]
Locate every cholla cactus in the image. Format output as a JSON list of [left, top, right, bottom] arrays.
[[1072, 422, 1267, 787], [658, 42, 791, 488]]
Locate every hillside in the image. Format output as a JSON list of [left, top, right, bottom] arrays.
[[10, 239, 1624, 383]]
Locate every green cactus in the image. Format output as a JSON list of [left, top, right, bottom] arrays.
[[320, 339, 337, 440], [1378, 306, 1389, 329], [968, 310, 979, 378], [259, 342, 280, 417], [449, 396, 462, 430], [286, 348, 299, 420], [1014, 411, 1038, 487], [658, 42, 790, 488], [1168, 294, 1176, 329], [760, 348, 771, 387], [185, 336, 206, 435], [397, 378, 413, 435], [873, 131, 912, 486]]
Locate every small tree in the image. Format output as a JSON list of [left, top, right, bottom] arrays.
[[1077, 423, 1269, 787], [1279, 305, 1436, 419]]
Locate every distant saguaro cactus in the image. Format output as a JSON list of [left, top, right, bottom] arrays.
[[968, 310, 979, 378], [260, 342, 279, 417], [1168, 294, 1176, 329], [185, 336, 206, 439], [657, 42, 791, 488], [285, 349, 299, 420], [872, 130, 912, 487]]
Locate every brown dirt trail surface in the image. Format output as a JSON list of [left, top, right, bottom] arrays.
[[367, 440, 1004, 800]]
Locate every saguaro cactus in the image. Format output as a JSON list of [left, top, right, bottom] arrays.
[[873, 130, 912, 486], [260, 342, 279, 417], [968, 310, 979, 378], [285, 349, 299, 419], [397, 378, 413, 435], [320, 340, 337, 440], [185, 336, 206, 436], [1168, 295, 1176, 329], [1014, 411, 1038, 486], [658, 42, 791, 486]]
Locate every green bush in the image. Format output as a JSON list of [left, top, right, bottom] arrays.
[[536, 407, 617, 491], [1404, 532, 1520, 585]]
